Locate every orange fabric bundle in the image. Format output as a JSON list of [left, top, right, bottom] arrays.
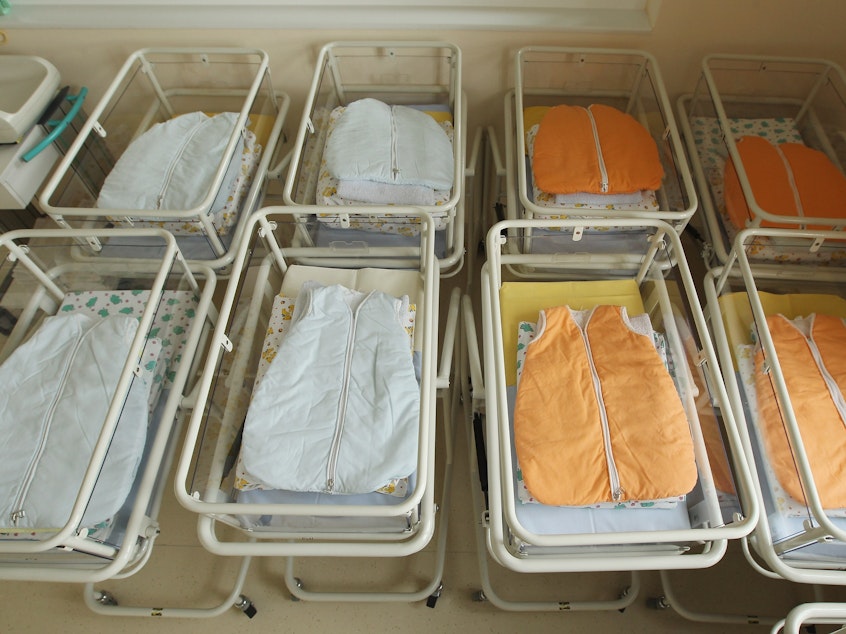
[[513, 305, 697, 506], [531, 104, 664, 196], [756, 314, 846, 508], [724, 136, 846, 229]]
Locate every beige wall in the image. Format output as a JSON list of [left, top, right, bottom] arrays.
[[2, 0, 845, 132]]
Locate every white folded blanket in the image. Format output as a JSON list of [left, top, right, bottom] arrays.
[[324, 98, 454, 191]]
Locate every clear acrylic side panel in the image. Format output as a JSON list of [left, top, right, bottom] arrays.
[[516, 48, 694, 217], [0, 232, 201, 550]]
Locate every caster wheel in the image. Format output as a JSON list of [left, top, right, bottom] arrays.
[[94, 590, 118, 607], [646, 596, 670, 610], [290, 577, 303, 602], [235, 595, 257, 618], [426, 582, 443, 608]]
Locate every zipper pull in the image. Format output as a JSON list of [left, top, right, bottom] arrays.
[[612, 487, 625, 502], [10, 509, 25, 525], [326, 478, 335, 493]]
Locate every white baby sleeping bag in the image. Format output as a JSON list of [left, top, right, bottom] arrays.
[[324, 98, 454, 191], [241, 283, 420, 494], [0, 313, 150, 530]]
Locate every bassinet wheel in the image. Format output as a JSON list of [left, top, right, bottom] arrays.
[[290, 577, 303, 602], [235, 595, 257, 618], [93, 590, 118, 607], [472, 590, 487, 602], [426, 582, 443, 608], [646, 595, 670, 610], [618, 587, 631, 613]]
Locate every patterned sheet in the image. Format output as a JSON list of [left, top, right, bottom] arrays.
[[691, 116, 846, 264], [59, 289, 199, 392], [234, 291, 417, 497]]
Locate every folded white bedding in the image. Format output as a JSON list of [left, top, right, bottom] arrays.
[[324, 98, 454, 191], [0, 313, 150, 530], [97, 111, 243, 216], [336, 178, 439, 206]]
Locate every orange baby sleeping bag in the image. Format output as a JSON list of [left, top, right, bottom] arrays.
[[512, 304, 697, 506], [755, 313, 846, 508], [531, 104, 665, 196], [724, 136, 846, 230]]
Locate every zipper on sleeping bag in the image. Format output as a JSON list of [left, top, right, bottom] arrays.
[[805, 318, 846, 425], [156, 117, 210, 209], [325, 293, 371, 493], [10, 320, 98, 525], [390, 106, 400, 182], [578, 309, 624, 502], [585, 106, 609, 193], [774, 143, 805, 225]]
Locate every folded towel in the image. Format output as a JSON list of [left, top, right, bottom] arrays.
[[336, 179, 438, 205]]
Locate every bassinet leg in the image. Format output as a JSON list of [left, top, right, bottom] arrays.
[[650, 568, 780, 627], [278, 338, 458, 606], [466, 398, 640, 612], [83, 555, 254, 618]]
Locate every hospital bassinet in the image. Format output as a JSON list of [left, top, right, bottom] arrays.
[[462, 218, 758, 611], [37, 47, 289, 269], [174, 206, 459, 604], [282, 41, 467, 275], [704, 228, 846, 587], [492, 47, 696, 256], [679, 54, 846, 267], [0, 228, 216, 586]]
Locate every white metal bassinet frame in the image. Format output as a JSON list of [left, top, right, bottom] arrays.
[[0, 228, 217, 587], [37, 47, 290, 271], [677, 54, 846, 268], [282, 41, 468, 276], [462, 218, 759, 611], [704, 227, 846, 587], [505, 47, 698, 233], [173, 206, 460, 604]]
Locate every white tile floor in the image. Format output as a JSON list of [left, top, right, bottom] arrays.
[[3, 263, 846, 634]]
